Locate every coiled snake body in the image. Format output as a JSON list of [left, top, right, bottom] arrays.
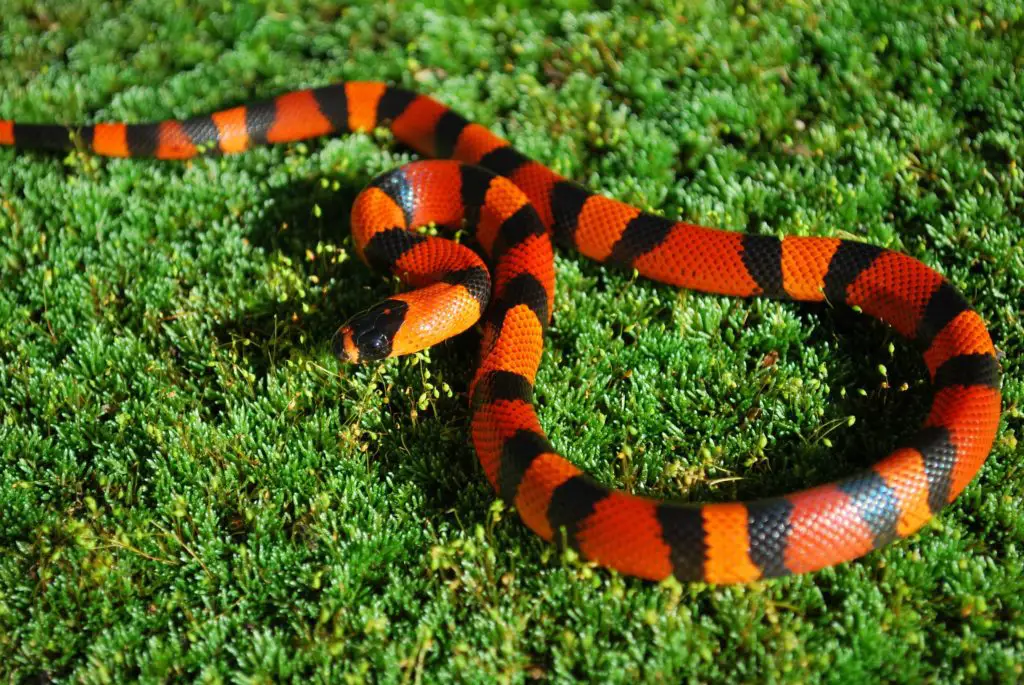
[[0, 82, 1001, 583]]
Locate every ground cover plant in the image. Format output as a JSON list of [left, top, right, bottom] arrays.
[[1, 0, 1022, 681]]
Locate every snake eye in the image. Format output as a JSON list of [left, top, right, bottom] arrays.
[[357, 329, 390, 361]]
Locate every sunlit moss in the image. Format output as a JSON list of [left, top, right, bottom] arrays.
[[1, 0, 1022, 681]]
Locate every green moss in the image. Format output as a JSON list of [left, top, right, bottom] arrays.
[[1, 0, 1022, 681]]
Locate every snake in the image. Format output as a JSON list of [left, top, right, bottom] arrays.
[[0, 81, 1001, 583]]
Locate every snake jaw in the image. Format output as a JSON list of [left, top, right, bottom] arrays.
[[333, 327, 362, 364]]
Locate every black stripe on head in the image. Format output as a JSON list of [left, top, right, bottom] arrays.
[[498, 430, 551, 505], [361, 228, 427, 273], [932, 353, 1000, 390], [655, 504, 707, 582], [341, 298, 410, 363], [434, 110, 470, 159], [606, 213, 676, 267], [492, 205, 546, 260], [745, 498, 793, 579], [376, 88, 418, 123], [369, 168, 416, 229], [822, 240, 884, 304], [547, 475, 609, 550], [12, 124, 76, 151], [181, 116, 220, 151], [244, 99, 276, 146], [478, 146, 530, 177], [311, 84, 349, 132], [741, 235, 786, 299], [487, 273, 550, 335], [837, 471, 900, 548], [441, 265, 491, 311], [903, 427, 956, 513], [550, 180, 592, 249], [459, 164, 496, 233], [125, 124, 158, 157], [916, 281, 969, 348]]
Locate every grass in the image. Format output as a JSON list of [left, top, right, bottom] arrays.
[[1, 0, 1022, 681]]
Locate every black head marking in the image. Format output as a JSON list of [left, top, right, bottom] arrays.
[[336, 299, 410, 363]]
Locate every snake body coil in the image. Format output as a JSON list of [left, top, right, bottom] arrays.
[[1, 82, 1001, 583]]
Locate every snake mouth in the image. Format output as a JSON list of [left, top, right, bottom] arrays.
[[332, 328, 361, 364]]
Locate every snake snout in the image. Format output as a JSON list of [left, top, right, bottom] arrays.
[[332, 326, 361, 364]]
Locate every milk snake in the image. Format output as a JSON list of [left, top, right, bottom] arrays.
[[0, 82, 1001, 583]]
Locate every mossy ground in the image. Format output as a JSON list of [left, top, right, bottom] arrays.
[[1, 1, 1022, 682]]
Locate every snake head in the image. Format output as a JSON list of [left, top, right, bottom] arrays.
[[333, 299, 409, 364]]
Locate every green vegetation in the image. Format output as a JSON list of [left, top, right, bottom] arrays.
[[1, 1, 1022, 681]]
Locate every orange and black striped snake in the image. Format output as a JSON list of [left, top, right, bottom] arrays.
[[0, 82, 1001, 583]]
